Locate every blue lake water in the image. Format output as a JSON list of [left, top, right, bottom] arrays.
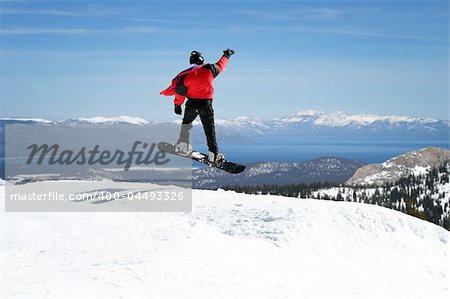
[[202, 140, 450, 164]]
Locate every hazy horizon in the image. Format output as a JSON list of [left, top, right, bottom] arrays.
[[1, 108, 449, 122]]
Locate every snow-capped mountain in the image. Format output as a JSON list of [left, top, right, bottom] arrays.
[[60, 116, 150, 126], [0, 117, 56, 124], [347, 147, 450, 185], [0, 116, 150, 126], [215, 109, 444, 129], [208, 110, 448, 140], [275, 110, 440, 127], [193, 157, 364, 188], [1, 181, 448, 298], [2, 110, 447, 138]]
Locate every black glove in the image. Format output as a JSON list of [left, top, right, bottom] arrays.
[[223, 49, 235, 59], [174, 105, 182, 115]]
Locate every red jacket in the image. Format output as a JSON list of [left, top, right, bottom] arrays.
[[160, 56, 229, 106]]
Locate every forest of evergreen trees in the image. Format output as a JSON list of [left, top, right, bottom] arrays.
[[222, 163, 450, 230]]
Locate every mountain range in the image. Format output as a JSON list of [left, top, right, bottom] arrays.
[[193, 157, 364, 188], [213, 110, 448, 139], [1, 110, 448, 142], [1, 111, 448, 181]]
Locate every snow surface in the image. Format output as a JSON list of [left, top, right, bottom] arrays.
[[412, 165, 430, 176], [1, 182, 449, 298]]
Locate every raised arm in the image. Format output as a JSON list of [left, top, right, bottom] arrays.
[[208, 49, 235, 78]]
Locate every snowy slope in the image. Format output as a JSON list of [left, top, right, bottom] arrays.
[[1, 182, 449, 298], [347, 147, 450, 185]]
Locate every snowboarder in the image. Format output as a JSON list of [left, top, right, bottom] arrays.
[[160, 49, 235, 164]]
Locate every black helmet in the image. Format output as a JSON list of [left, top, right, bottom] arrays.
[[189, 50, 204, 65]]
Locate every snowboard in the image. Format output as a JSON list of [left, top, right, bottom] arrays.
[[157, 142, 246, 174]]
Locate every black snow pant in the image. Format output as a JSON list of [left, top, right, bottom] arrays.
[[177, 99, 218, 154]]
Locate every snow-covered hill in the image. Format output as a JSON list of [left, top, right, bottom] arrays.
[[1, 181, 449, 298], [347, 147, 450, 185], [314, 157, 450, 230]]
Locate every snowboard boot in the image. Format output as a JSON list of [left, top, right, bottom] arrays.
[[208, 151, 225, 165], [174, 142, 193, 156]]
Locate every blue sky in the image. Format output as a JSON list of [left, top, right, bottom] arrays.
[[0, 0, 448, 121]]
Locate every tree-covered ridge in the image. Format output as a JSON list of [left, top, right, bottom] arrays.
[[223, 162, 450, 230]]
